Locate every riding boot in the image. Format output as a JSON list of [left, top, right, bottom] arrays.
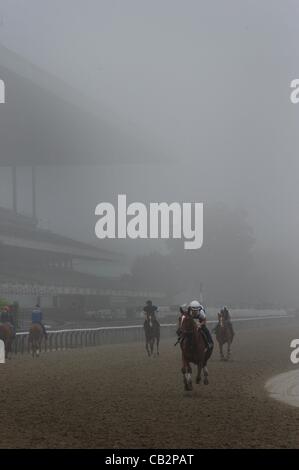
[[201, 325, 214, 350]]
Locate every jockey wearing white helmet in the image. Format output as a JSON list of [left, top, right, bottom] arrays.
[[189, 300, 206, 320], [188, 300, 213, 350]]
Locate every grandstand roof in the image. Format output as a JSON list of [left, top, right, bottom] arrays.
[[0, 206, 117, 261], [0, 43, 153, 166]]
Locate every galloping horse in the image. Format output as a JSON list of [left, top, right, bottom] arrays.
[[143, 314, 160, 356], [179, 313, 212, 391], [29, 323, 44, 358], [0, 322, 15, 359], [214, 311, 234, 361]]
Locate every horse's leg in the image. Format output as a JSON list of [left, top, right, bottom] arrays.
[[203, 363, 209, 384], [185, 364, 192, 391], [32, 340, 36, 358], [196, 363, 202, 384], [181, 365, 188, 391], [156, 334, 160, 356], [39, 337, 42, 356], [150, 338, 154, 356], [181, 356, 193, 391], [153, 338, 157, 356], [182, 366, 192, 391], [5, 341, 9, 360], [227, 339, 231, 361], [36, 340, 41, 357], [202, 347, 211, 385], [186, 364, 192, 390], [145, 330, 151, 356], [145, 339, 150, 356], [7, 338, 14, 360], [219, 342, 225, 360]]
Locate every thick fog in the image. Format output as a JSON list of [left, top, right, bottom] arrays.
[[0, 1, 299, 306]]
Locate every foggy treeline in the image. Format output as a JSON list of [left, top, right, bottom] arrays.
[[127, 204, 297, 309]]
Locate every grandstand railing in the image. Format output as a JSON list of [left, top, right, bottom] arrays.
[[11, 314, 294, 355]]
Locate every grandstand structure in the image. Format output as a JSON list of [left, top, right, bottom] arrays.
[[0, 45, 164, 319], [0, 206, 164, 318], [0, 43, 154, 218]]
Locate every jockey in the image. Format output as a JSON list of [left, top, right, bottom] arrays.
[[189, 300, 214, 351], [143, 300, 158, 323], [31, 304, 48, 339]]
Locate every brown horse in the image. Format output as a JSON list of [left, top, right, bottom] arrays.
[[214, 311, 234, 361], [179, 314, 212, 391], [143, 315, 160, 356], [0, 322, 15, 360], [29, 323, 44, 358]]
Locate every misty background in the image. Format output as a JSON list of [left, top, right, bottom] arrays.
[[0, 0, 299, 307]]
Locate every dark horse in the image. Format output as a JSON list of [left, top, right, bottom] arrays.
[[29, 323, 44, 358], [214, 311, 234, 361], [0, 322, 15, 360], [179, 314, 212, 391], [143, 314, 160, 356]]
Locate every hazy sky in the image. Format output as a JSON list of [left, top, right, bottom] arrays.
[[0, 0, 299, 257]]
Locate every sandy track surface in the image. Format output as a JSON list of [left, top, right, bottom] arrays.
[[0, 321, 299, 448]]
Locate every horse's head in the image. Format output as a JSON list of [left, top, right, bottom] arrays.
[[218, 311, 225, 327], [144, 314, 153, 328], [180, 312, 195, 335]]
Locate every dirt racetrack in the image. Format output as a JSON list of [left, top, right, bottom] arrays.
[[0, 320, 299, 448]]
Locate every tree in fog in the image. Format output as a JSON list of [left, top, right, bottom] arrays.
[[125, 204, 257, 306], [167, 204, 256, 306]]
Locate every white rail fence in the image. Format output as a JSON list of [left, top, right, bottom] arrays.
[[12, 314, 293, 355]]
